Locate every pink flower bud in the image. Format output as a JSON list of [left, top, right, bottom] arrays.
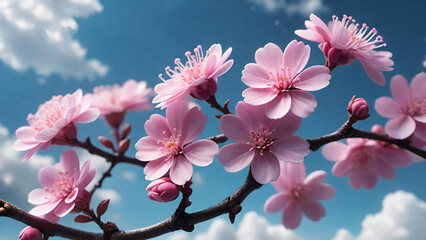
[[320, 43, 355, 67], [98, 136, 115, 150], [147, 177, 180, 202], [121, 124, 132, 140], [19, 227, 42, 240], [189, 78, 218, 100], [104, 111, 126, 129], [118, 139, 130, 154], [371, 124, 384, 134], [348, 96, 369, 120], [97, 199, 110, 217]]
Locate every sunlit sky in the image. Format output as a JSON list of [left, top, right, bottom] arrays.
[[0, 0, 425, 239]]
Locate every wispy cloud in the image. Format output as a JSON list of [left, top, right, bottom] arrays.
[[94, 189, 122, 204], [248, 0, 328, 16], [0, 0, 108, 80], [166, 211, 304, 240], [333, 191, 426, 240]]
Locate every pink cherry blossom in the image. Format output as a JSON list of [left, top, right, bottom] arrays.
[[135, 102, 219, 185], [217, 102, 310, 184], [375, 72, 426, 140], [19, 227, 42, 240], [88, 80, 152, 128], [322, 125, 412, 189], [13, 89, 100, 162], [153, 44, 233, 109], [28, 150, 96, 219], [347, 96, 369, 120], [295, 14, 393, 85], [264, 162, 335, 229], [147, 177, 180, 202], [242, 41, 331, 119]]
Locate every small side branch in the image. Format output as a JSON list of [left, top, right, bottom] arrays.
[[307, 121, 426, 158]]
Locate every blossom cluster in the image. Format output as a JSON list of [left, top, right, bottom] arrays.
[[9, 12, 425, 240]]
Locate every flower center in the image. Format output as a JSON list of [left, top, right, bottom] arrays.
[[270, 67, 294, 93], [291, 184, 309, 203], [27, 95, 67, 132], [333, 15, 386, 51], [249, 125, 273, 155], [45, 172, 75, 199], [159, 46, 205, 87], [350, 146, 376, 173], [157, 130, 183, 156], [405, 96, 426, 117]]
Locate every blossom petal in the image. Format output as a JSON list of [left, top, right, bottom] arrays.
[[293, 65, 331, 91], [15, 126, 38, 139], [170, 155, 193, 185], [74, 108, 100, 123], [377, 162, 396, 179], [264, 193, 291, 214], [374, 97, 403, 118], [242, 63, 273, 88], [75, 161, 96, 189], [144, 156, 173, 181], [28, 188, 51, 205], [29, 200, 61, 216], [39, 165, 60, 188], [183, 140, 218, 167], [60, 150, 80, 180], [301, 201, 326, 221], [359, 60, 385, 86], [250, 151, 280, 184], [289, 90, 317, 118], [265, 93, 292, 119], [303, 170, 327, 185], [332, 159, 353, 177], [269, 137, 309, 163], [218, 143, 255, 172], [348, 172, 363, 189], [410, 72, 426, 98], [243, 87, 278, 106], [181, 107, 207, 144], [135, 137, 168, 161], [145, 114, 172, 141], [390, 74, 410, 105], [54, 200, 75, 217], [219, 115, 250, 143], [280, 162, 306, 185], [322, 142, 348, 161], [282, 200, 302, 230], [283, 40, 311, 78], [305, 183, 335, 200], [269, 112, 302, 138], [65, 188, 79, 204], [211, 60, 233, 79], [385, 115, 416, 139], [255, 43, 283, 72]]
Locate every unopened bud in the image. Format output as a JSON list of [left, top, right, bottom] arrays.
[[104, 111, 126, 129], [98, 136, 115, 150], [19, 227, 42, 240], [97, 199, 110, 217], [118, 139, 130, 154], [121, 124, 132, 140], [189, 78, 218, 100], [347, 96, 369, 120], [147, 177, 180, 202]]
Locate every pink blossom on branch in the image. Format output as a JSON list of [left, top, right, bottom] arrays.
[[135, 102, 219, 185], [264, 162, 335, 229], [322, 125, 412, 189], [295, 14, 393, 85], [218, 102, 310, 184], [153, 44, 233, 109], [13, 89, 100, 162], [374, 72, 426, 140], [28, 150, 96, 219], [242, 41, 331, 119], [19, 227, 42, 240], [87, 79, 153, 128]]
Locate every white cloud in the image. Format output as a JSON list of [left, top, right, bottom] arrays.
[[248, 0, 328, 16], [94, 189, 121, 204], [122, 170, 136, 181], [333, 191, 426, 240], [0, 123, 54, 207], [0, 0, 108, 80], [166, 211, 304, 240], [191, 171, 203, 187]]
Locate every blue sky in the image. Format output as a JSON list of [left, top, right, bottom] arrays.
[[0, 0, 425, 239]]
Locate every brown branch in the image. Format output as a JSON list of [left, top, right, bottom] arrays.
[[205, 95, 232, 115], [109, 172, 262, 239], [0, 199, 102, 240], [1, 173, 262, 240], [90, 162, 117, 196], [307, 120, 426, 158]]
